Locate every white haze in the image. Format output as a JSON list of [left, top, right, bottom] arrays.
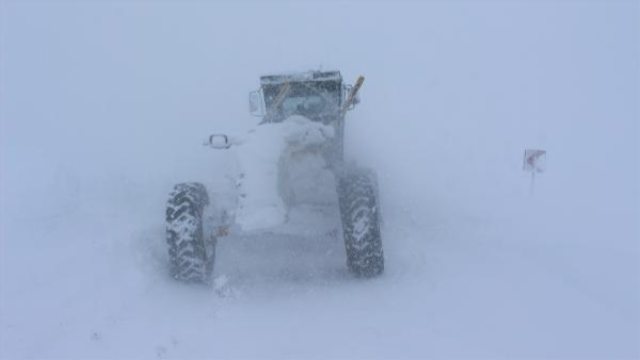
[[1, 1, 638, 358]]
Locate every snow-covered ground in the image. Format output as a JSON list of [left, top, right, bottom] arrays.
[[1, 1, 638, 359]]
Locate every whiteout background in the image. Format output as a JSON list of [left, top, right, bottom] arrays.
[[1, 1, 638, 358]]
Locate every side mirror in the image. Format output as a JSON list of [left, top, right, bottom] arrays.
[[206, 134, 231, 149], [249, 90, 264, 117]]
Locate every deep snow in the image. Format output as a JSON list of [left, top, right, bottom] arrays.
[[233, 114, 336, 232], [1, 1, 638, 359]]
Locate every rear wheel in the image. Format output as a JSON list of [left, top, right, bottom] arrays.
[[338, 168, 384, 277], [166, 182, 215, 283]]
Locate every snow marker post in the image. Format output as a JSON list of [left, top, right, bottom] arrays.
[[523, 149, 546, 195]]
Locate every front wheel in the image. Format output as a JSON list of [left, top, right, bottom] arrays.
[[337, 168, 384, 277], [166, 182, 215, 283]]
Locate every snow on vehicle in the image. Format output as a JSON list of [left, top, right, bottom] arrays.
[[165, 70, 384, 283]]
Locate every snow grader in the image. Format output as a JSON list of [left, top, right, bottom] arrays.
[[165, 70, 384, 283]]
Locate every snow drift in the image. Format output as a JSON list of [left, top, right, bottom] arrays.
[[233, 115, 336, 231]]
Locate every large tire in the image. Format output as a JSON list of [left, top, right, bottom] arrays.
[[166, 182, 215, 283], [338, 168, 384, 277]]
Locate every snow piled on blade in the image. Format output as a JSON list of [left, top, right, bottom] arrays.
[[234, 115, 334, 231]]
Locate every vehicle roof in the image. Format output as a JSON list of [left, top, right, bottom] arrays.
[[260, 70, 342, 86]]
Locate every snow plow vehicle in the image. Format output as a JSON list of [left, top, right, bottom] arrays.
[[165, 70, 384, 283]]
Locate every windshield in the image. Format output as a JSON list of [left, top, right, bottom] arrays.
[[263, 81, 341, 122], [281, 94, 335, 118]]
